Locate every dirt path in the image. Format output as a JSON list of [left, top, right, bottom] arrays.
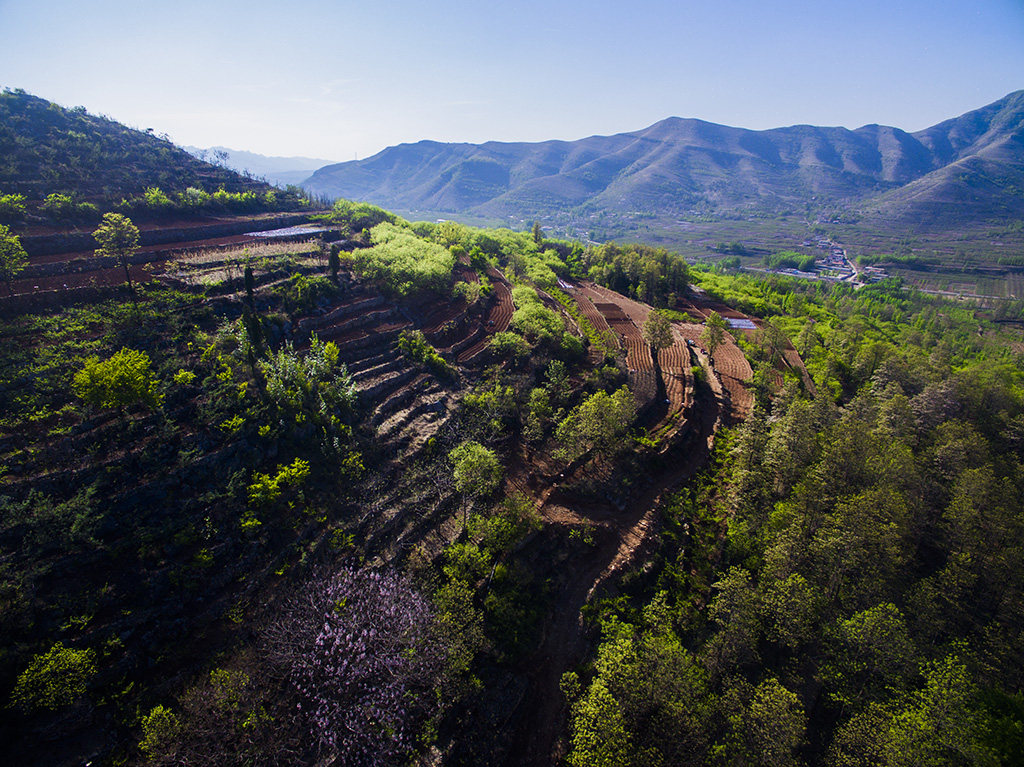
[[507, 351, 725, 765]]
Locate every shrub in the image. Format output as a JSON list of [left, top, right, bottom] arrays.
[[143, 186, 174, 210], [139, 704, 181, 761], [247, 458, 311, 507], [0, 223, 28, 291], [42, 192, 78, 221], [352, 223, 455, 295], [176, 187, 211, 210], [555, 386, 637, 461], [73, 347, 163, 412], [259, 335, 357, 454], [0, 191, 27, 221], [397, 330, 456, 380], [450, 440, 503, 498], [511, 286, 563, 344], [326, 198, 396, 232], [9, 642, 97, 712], [280, 273, 335, 313], [266, 567, 445, 766], [490, 331, 530, 362]]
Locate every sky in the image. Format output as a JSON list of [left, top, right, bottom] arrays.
[[1, 0, 1022, 162]]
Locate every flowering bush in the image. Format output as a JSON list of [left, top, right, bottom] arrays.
[[268, 566, 444, 765]]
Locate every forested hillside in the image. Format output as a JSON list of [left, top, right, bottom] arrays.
[[565, 274, 1024, 766], [0, 90, 310, 224], [0, 185, 1022, 767]]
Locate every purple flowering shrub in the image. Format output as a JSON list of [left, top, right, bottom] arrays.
[[267, 566, 444, 766]]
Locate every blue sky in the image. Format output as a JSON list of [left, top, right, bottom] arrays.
[[1, 0, 1021, 160]]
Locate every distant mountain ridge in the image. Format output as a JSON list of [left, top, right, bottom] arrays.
[[303, 90, 1024, 228], [183, 146, 337, 188]]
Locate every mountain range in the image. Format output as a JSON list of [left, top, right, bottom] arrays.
[[302, 90, 1024, 231], [184, 145, 337, 188]]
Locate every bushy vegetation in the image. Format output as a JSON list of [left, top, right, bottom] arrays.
[[350, 222, 455, 295], [763, 249, 816, 271], [511, 285, 564, 344], [555, 386, 637, 461], [2, 187, 1023, 767], [72, 347, 163, 412], [317, 198, 397, 233], [566, 270, 1024, 766], [857, 252, 938, 269], [397, 329, 456, 380], [583, 241, 690, 307], [8, 642, 97, 712], [0, 89, 310, 221], [0, 223, 28, 292]]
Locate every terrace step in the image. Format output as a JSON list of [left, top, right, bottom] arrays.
[[315, 306, 399, 341], [345, 348, 401, 376], [368, 374, 435, 428], [357, 367, 419, 405], [376, 388, 448, 443], [331, 326, 408, 356], [297, 293, 382, 334], [352, 356, 408, 386]]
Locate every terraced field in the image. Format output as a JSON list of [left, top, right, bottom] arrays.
[[579, 283, 696, 438], [454, 268, 515, 362]]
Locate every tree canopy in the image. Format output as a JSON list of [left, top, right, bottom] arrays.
[[450, 440, 503, 499], [555, 386, 637, 461], [350, 222, 455, 295], [0, 223, 27, 293], [72, 347, 162, 412], [701, 311, 728, 358]]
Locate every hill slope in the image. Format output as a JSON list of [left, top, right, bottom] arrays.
[[0, 90, 282, 208], [302, 90, 1024, 227]]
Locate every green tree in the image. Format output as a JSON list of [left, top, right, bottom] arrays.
[[328, 246, 341, 283], [829, 654, 997, 767], [555, 386, 637, 461], [642, 309, 675, 396], [758, 319, 788, 366], [0, 191, 27, 221], [0, 223, 28, 294], [642, 309, 674, 362], [9, 642, 97, 712], [820, 603, 916, 709], [532, 220, 543, 246], [93, 212, 140, 297], [567, 678, 634, 767], [437, 220, 466, 248], [743, 678, 806, 767], [73, 347, 163, 413], [42, 192, 77, 221], [450, 441, 503, 499], [701, 311, 728, 361], [544, 359, 571, 408], [450, 440, 504, 528], [139, 704, 181, 761]]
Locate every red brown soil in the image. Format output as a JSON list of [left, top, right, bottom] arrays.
[[8, 212, 316, 297], [456, 269, 515, 362], [577, 283, 695, 435]]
